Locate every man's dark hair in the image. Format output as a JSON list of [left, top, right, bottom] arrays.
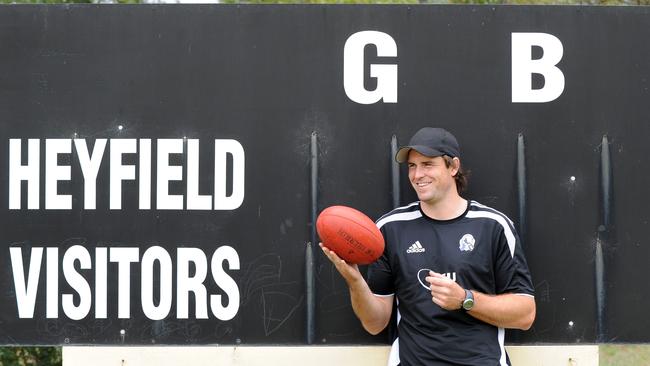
[[442, 155, 469, 193]]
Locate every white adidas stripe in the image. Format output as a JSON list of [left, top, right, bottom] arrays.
[[498, 327, 507, 366], [386, 298, 401, 366], [470, 201, 514, 226], [394, 201, 420, 211], [376, 210, 422, 229], [466, 210, 516, 257]]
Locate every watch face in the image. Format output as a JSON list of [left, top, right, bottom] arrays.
[[462, 298, 474, 310]]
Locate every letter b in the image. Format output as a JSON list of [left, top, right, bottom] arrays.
[[512, 32, 565, 103]]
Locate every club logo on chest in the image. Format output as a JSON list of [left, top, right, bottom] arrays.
[[459, 234, 475, 252]]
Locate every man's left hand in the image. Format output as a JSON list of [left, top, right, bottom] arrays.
[[425, 271, 466, 311]]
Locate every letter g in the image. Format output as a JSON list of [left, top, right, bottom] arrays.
[[343, 31, 398, 104]]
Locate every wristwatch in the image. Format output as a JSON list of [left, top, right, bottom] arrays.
[[462, 289, 474, 311]]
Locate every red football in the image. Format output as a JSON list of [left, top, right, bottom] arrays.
[[316, 205, 385, 265]]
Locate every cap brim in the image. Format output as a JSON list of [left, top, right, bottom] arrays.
[[395, 145, 445, 163]]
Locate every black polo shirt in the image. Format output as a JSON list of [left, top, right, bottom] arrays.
[[368, 200, 534, 366]]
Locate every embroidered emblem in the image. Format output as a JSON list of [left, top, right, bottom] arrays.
[[459, 234, 475, 252]]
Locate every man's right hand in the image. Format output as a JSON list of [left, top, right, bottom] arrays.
[[319, 242, 393, 335], [319, 242, 363, 286]]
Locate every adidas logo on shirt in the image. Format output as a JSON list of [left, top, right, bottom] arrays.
[[406, 241, 426, 254]]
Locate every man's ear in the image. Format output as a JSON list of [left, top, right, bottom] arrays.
[[451, 157, 461, 177]]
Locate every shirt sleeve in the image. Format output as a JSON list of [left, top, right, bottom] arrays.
[[367, 226, 395, 296], [493, 223, 535, 296]]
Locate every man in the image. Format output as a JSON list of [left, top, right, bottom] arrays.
[[321, 127, 535, 365]]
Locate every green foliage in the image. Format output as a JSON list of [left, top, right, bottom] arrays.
[[447, 0, 650, 4], [601, 345, 650, 366], [0, 0, 92, 3], [220, 0, 420, 3], [222, 0, 650, 3], [0, 0, 129, 3], [0, 347, 62, 366]]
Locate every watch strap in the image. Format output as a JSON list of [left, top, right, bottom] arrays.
[[462, 289, 474, 311]]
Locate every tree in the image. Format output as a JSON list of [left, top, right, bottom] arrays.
[[0, 347, 62, 366]]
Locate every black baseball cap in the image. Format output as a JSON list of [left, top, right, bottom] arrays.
[[395, 127, 460, 163]]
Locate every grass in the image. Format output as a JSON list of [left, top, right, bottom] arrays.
[[1, 344, 649, 365], [600, 345, 650, 366]]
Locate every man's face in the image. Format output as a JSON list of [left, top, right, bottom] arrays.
[[407, 150, 459, 204]]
